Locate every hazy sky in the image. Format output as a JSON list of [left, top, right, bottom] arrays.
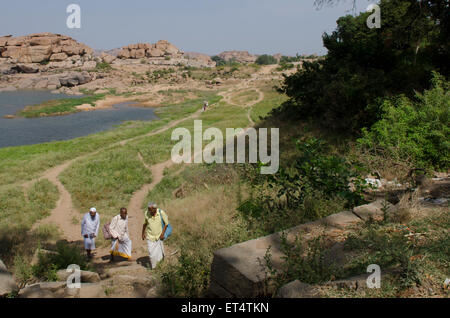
[[0, 0, 371, 55]]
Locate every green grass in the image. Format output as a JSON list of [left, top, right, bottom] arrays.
[[0, 180, 59, 229], [18, 94, 108, 118], [0, 91, 220, 187], [230, 89, 260, 106], [251, 88, 288, 123]]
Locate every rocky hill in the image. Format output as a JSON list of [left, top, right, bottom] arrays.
[[117, 40, 183, 59], [0, 33, 93, 68], [217, 51, 257, 64]]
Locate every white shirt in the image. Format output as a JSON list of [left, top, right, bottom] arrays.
[[109, 215, 129, 241], [81, 212, 100, 237]]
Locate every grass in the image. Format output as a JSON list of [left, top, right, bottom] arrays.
[[19, 94, 108, 118], [146, 164, 254, 297], [251, 87, 288, 123], [230, 89, 260, 106], [0, 91, 220, 187]]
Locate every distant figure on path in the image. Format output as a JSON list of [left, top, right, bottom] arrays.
[[81, 207, 100, 260], [109, 207, 132, 261], [203, 100, 209, 112], [142, 202, 169, 269]]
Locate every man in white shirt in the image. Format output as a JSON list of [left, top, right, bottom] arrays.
[[109, 207, 132, 261], [81, 207, 100, 259]]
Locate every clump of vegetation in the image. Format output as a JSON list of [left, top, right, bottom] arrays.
[[19, 94, 107, 118], [255, 54, 277, 65], [277, 0, 449, 132], [32, 241, 90, 281], [238, 138, 368, 235], [95, 62, 112, 71], [358, 73, 449, 170], [276, 62, 295, 71]]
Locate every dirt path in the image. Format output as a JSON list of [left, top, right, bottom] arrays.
[[26, 107, 204, 241], [20, 72, 265, 297]]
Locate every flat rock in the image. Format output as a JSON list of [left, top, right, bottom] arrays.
[[352, 200, 396, 221], [57, 269, 100, 283], [19, 284, 54, 298], [319, 210, 362, 229]]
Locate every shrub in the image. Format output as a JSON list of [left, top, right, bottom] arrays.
[[95, 62, 112, 71], [161, 248, 211, 297], [238, 138, 368, 235], [358, 73, 449, 170], [255, 54, 277, 65], [32, 241, 89, 281]]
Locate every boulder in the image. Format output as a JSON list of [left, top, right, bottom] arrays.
[[276, 280, 321, 298], [0, 65, 17, 75], [101, 53, 116, 64], [27, 45, 53, 63], [81, 61, 97, 70], [16, 64, 39, 73], [352, 199, 397, 221], [17, 78, 36, 89], [0, 259, 18, 297], [50, 52, 68, 62], [56, 269, 101, 283], [34, 79, 49, 89], [18, 284, 54, 298], [79, 283, 106, 298], [62, 46, 83, 56]]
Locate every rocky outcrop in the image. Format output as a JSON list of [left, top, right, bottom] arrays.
[[208, 200, 398, 297], [0, 259, 18, 297], [0, 33, 93, 65], [217, 51, 257, 64], [118, 40, 183, 59], [16, 71, 93, 90], [184, 52, 216, 67], [56, 269, 101, 283]]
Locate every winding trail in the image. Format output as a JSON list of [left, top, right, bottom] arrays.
[[25, 72, 265, 271], [27, 107, 203, 240]]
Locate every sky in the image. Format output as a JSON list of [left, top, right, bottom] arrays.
[[0, 0, 372, 56]]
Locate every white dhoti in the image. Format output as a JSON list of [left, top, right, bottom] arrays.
[[147, 239, 165, 269], [111, 237, 132, 259], [84, 236, 96, 250]]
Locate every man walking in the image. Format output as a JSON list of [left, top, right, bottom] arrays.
[[110, 207, 132, 261], [81, 207, 100, 260], [142, 202, 169, 269]]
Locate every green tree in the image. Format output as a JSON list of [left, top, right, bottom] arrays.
[[278, 0, 449, 132], [255, 54, 277, 65]]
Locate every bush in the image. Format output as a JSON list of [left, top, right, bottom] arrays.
[[358, 73, 449, 170], [32, 241, 89, 281], [161, 248, 211, 297], [238, 138, 368, 235], [95, 62, 112, 71], [276, 0, 449, 132], [255, 54, 277, 65]]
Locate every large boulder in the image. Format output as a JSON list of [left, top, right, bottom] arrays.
[[0, 33, 93, 67], [16, 64, 39, 73], [56, 269, 101, 283], [0, 259, 18, 297]]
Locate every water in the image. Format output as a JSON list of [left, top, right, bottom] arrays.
[[0, 90, 159, 148]]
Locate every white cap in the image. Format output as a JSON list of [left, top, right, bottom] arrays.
[[90, 207, 97, 213]]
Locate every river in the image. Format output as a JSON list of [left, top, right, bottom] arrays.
[[0, 90, 158, 148]]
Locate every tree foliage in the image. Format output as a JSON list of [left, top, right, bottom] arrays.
[[277, 0, 449, 132]]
